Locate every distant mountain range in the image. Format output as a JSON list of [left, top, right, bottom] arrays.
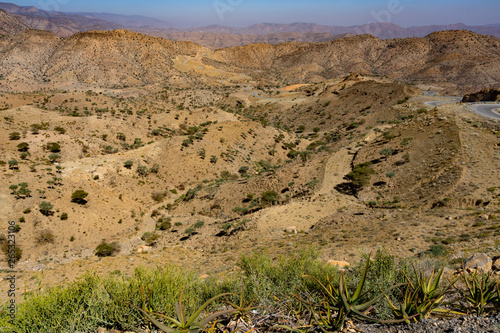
[[0, 1, 499, 48]]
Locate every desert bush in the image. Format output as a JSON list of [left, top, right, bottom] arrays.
[[141, 232, 159, 246], [9, 132, 21, 140], [261, 190, 279, 206], [383, 131, 395, 140], [156, 217, 172, 230], [54, 126, 66, 134], [380, 148, 396, 157], [17, 142, 29, 151], [48, 154, 61, 163], [60, 212, 68, 220], [39, 201, 53, 216], [36, 230, 55, 244], [136, 165, 149, 177], [123, 160, 133, 169], [71, 190, 88, 204], [30, 123, 42, 134], [151, 191, 166, 202], [95, 241, 120, 257], [46, 142, 61, 153], [347, 162, 375, 187], [1, 241, 22, 262]]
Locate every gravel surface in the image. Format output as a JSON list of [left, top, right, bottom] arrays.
[[355, 315, 500, 333]]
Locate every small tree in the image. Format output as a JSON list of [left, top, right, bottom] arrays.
[[9, 132, 21, 140], [30, 124, 42, 134], [116, 132, 126, 141], [95, 241, 120, 257], [9, 184, 18, 194], [238, 166, 249, 176], [380, 148, 395, 158], [123, 160, 133, 169], [136, 165, 149, 177], [48, 154, 61, 163], [347, 162, 375, 187], [71, 190, 88, 204], [46, 142, 61, 153], [17, 142, 29, 152], [54, 126, 66, 134], [261, 190, 279, 206], [8, 159, 18, 170], [39, 201, 53, 216]]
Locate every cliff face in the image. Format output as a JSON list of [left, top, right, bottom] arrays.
[[462, 88, 500, 102]]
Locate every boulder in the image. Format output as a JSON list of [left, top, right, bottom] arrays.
[[492, 257, 500, 272], [327, 260, 350, 268], [284, 226, 297, 234], [137, 245, 152, 254], [465, 253, 492, 273]]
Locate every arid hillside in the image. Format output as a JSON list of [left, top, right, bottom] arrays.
[[0, 73, 499, 302], [0, 29, 498, 94], [0, 9, 31, 35], [213, 30, 500, 93]]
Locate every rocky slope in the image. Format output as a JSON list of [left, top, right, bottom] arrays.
[[0, 9, 31, 35], [213, 30, 500, 93], [0, 29, 498, 93]]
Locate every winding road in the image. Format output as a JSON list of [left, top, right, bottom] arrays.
[[468, 103, 500, 120], [424, 96, 500, 120]]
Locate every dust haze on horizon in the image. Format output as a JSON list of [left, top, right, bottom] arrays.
[[5, 0, 500, 29]]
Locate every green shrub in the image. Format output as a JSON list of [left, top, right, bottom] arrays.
[[54, 126, 66, 134], [347, 162, 375, 187], [17, 142, 29, 151], [95, 241, 120, 257], [36, 230, 55, 244], [39, 201, 53, 216], [60, 212, 68, 220], [46, 142, 61, 153], [157, 217, 172, 231], [141, 232, 160, 246], [71, 190, 88, 204], [9, 132, 21, 140], [261, 190, 279, 206], [194, 221, 205, 229]]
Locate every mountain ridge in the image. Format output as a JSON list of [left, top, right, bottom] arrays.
[[0, 2, 499, 47], [0, 28, 498, 95]]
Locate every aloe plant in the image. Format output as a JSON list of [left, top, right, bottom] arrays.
[[456, 272, 500, 315], [292, 258, 404, 332], [132, 292, 235, 333], [386, 262, 459, 323], [223, 287, 262, 325]]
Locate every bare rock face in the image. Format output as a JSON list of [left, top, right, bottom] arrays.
[[462, 88, 500, 102], [465, 253, 492, 273]]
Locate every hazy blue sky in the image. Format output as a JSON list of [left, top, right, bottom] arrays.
[[8, 0, 500, 28]]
